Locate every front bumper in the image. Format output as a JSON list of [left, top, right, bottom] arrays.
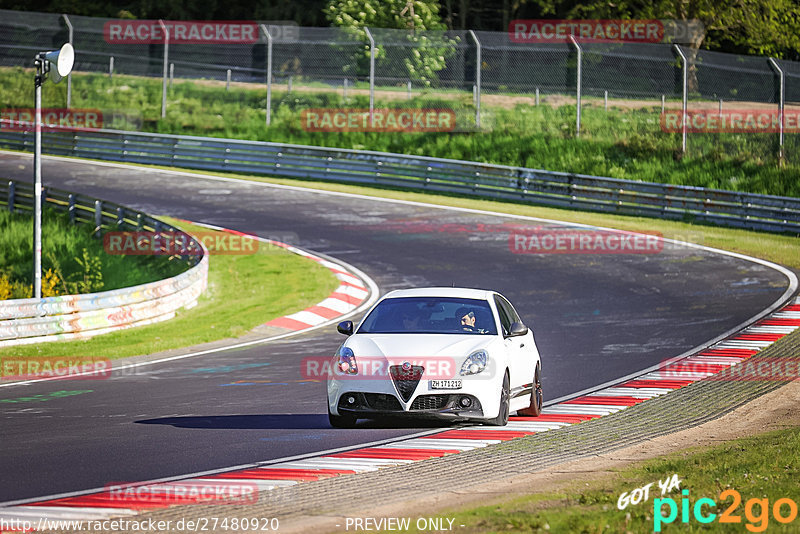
[[335, 391, 485, 420]]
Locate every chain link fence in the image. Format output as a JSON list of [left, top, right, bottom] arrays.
[[0, 8, 797, 164]]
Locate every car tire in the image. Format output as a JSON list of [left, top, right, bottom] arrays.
[[488, 372, 510, 426], [328, 407, 357, 428], [517, 363, 543, 417]]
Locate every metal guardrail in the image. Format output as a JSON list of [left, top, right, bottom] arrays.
[[1, 126, 799, 234], [0, 178, 208, 346]]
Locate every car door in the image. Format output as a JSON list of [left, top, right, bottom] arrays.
[[494, 295, 529, 394]]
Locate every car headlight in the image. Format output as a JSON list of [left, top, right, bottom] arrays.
[[460, 349, 487, 376], [336, 346, 358, 375]]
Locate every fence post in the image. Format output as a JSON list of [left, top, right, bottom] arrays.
[[62, 14, 73, 109], [569, 35, 582, 137], [158, 20, 169, 119], [767, 58, 785, 165], [365, 27, 375, 127], [536, 87, 539, 106], [68, 193, 76, 224], [169, 63, 174, 87], [94, 200, 102, 238], [468, 30, 481, 128], [109, 56, 114, 79], [226, 69, 231, 91], [7, 181, 14, 213], [673, 44, 688, 156], [260, 25, 273, 126]]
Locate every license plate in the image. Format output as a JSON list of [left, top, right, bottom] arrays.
[[430, 379, 462, 390]]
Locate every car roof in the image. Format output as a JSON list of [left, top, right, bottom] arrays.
[[380, 287, 497, 301]]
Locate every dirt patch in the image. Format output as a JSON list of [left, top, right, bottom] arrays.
[[278, 379, 800, 534]]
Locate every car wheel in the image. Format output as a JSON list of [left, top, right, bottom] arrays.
[[488, 372, 510, 426], [328, 407, 357, 428], [518, 363, 543, 417]]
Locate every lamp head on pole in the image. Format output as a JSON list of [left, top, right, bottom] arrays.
[[36, 43, 74, 84]]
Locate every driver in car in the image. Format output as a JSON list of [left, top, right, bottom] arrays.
[[457, 308, 477, 331]]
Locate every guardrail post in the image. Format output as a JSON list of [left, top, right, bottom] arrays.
[[159, 20, 169, 119], [468, 30, 481, 128], [94, 200, 102, 238], [8, 181, 14, 213], [673, 44, 688, 156], [61, 14, 73, 109], [68, 193, 75, 223], [136, 212, 143, 231], [365, 27, 375, 127], [260, 25, 273, 126], [569, 35, 582, 137], [767, 58, 785, 165], [116, 206, 124, 227]]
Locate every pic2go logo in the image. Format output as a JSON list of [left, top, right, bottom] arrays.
[[654, 489, 799, 532]]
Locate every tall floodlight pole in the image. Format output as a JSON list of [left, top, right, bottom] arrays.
[[33, 43, 74, 299], [260, 25, 273, 126], [159, 20, 169, 118], [364, 27, 375, 127]]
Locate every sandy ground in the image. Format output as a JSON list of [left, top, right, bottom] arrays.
[[278, 379, 800, 533]]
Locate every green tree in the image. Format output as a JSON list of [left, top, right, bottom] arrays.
[[533, 0, 800, 59], [325, 0, 457, 87]]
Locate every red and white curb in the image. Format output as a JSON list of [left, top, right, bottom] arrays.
[[3, 296, 797, 525], [181, 221, 374, 333]]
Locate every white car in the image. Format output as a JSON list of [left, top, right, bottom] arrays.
[[327, 287, 543, 427]]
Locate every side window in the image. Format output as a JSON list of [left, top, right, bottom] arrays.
[[494, 296, 513, 335], [498, 296, 521, 324]]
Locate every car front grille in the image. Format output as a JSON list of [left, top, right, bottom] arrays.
[[389, 365, 424, 402], [363, 393, 403, 411], [410, 395, 450, 411]]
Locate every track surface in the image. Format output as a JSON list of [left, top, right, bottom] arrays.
[[0, 154, 790, 503]]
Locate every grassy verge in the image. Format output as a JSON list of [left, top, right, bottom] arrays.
[[394, 425, 800, 533], [2, 67, 797, 197], [0, 207, 186, 297], [0, 218, 340, 359]]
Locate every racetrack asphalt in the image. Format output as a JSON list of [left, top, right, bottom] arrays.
[[0, 153, 791, 503]]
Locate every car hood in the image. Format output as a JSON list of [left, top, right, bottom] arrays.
[[345, 333, 496, 359]]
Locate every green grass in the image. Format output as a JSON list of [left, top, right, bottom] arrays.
[[2, 67, 797, 198], [0, 207, 186, 294], [386, 426, 800, 533], [0, 218, 340, 359]]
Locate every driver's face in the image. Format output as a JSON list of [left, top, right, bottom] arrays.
[[461, 313, 476, 327]]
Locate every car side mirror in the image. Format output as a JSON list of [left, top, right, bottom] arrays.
[[508, 321, 528, 337], [337, 320, 354, 336]]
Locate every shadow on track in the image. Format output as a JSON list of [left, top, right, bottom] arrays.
[[135, 414, 454, 430]]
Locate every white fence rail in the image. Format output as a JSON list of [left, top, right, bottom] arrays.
[[0, 179, 207, 347]]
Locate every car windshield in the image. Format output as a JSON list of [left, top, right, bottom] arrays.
[[358, 297, 497, 335]]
